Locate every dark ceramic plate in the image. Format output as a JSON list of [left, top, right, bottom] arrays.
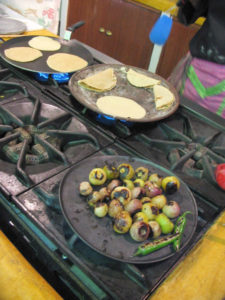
[[59, 155, 198, 264]]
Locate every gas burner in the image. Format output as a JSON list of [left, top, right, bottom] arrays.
[[0, 81, 28, 100], [137, 118, 225, 186], [0, 66, 10, 80], [0, 96, 102, 199], [34, 72, 70, 84], [96, 113, 134, 128]]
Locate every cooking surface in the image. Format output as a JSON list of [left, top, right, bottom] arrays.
[[59, 155, 197, 264], [0, 38, 224, 300], [69, 64, 179, 122], [0, 75, 112, 198], [0, 35, 94, 73]]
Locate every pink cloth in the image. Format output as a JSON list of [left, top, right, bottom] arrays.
[[183, 58, 225, 118], [168, 54, 225, 119]]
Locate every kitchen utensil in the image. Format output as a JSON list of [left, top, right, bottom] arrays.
[[59, 155, 198, 264], [0, 17, 27, 35], [148, 5, 176, 73], [68, 64, 180, 123]]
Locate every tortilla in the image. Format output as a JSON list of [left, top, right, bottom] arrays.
[[78, 68, 117, 92], [127, 69, 161, 87], [153, 84, 175, 110], [4, 47, 42, 62], [47, 53, 88, 73], [28, 36, 61, 51], [96, 96, 146, 119]]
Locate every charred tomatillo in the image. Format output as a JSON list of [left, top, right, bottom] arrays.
[[155, 213, 174, 234], [161, 176, 180, 194], [111, 186, 131, 206], [89, 168, 107, 185], [94, 202, 108, 218], [142, 202, 159, 221], [133, 211, 149, 223], [117, 163, 134, 180], [135, 167, 149, 181], [123, 179, 134, 190], [103, 164, 119, 180], [113, 211, 132, 234]]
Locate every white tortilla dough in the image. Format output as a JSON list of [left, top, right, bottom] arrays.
[[47, 53, 88, 73], [4, 47, 43, 62], [78, 68, 117, 92], [28, 36, 61, 51], [127, 69, 161, 87], [96, 96, 146, 119]]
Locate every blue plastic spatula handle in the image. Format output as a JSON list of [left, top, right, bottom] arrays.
[[149, 13, 173, 45]]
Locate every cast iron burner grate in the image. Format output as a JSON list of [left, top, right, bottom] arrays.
[[0, 81, 112, 205], [123, 111, 225, 208]]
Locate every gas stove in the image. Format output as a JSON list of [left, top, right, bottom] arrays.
[[0, 40, 224, 300]]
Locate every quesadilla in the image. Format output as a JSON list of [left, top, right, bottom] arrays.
[[78, 68, 117, 92], [127, 68, 161, 87], [153, 84, 175, 110]]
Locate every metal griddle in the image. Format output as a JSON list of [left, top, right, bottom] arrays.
[[0, 35, 94, 73], [68, 64, 180, 123], [59, 155, 198, 264]]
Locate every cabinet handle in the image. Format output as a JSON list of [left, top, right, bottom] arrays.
[[99, 27, 105, 33], [105, 30, 112, 36]]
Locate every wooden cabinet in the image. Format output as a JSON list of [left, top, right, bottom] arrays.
[[67, 0, 200, 78]]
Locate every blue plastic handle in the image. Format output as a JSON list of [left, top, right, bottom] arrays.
[[149, 13, 173, 45]]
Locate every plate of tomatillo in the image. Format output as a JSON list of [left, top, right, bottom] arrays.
[[59, 155, 198, 264]]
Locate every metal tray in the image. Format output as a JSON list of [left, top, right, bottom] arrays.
[[59, 155, 198, 264]]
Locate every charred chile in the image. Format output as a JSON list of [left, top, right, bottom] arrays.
[[133, 233, 179, 256], [173, 211, 192, 251]]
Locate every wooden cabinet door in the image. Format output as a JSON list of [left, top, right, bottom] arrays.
[[156, 21, 200, 78], [67, 0, 118, 56], [67, 0, 200, 78], [67, 0, 159, 68], [112, 0, 159, 68], [67, 0, 105, 50]]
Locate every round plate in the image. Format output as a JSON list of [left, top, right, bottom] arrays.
[[0, 35, 93, 73], [68, 64, 180, 123], [59, 155, 198, 264]]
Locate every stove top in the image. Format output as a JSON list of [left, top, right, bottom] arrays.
[[0, 42, 224, 300]]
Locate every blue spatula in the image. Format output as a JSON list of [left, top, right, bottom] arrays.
[[148, 5, 177, 73]]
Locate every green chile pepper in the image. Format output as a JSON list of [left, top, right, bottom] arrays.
[[133, 233, 179, 256], [173, 211, 192, 251]]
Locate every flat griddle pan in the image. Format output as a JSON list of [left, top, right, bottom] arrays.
[[59, 155, 198, 264], [68, 64, 180, 123], [0, 35, 94, 73]]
